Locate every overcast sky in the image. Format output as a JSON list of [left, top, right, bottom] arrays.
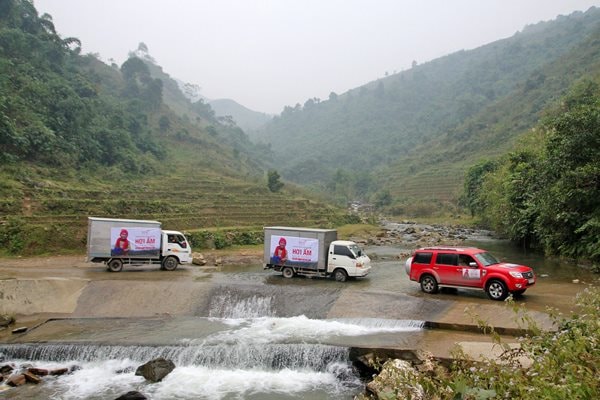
[[34, 0, 599, 114]]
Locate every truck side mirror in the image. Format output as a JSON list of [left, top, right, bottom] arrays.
[[469, 262, 477, 268]]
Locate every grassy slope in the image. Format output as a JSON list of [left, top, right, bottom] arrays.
[[382, 26, 600, 204], [0, 147, 348, 256]]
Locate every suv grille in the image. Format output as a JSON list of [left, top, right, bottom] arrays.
[[522, 271, 534, 279]]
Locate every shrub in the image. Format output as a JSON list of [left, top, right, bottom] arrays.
[[361, 287, 600, 399]]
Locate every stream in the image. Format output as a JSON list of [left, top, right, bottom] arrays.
[[1, 231, 597, 399]]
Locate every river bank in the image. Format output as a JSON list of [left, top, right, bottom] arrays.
[[1, 222, 595, 399]]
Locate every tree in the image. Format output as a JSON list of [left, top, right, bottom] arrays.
[[463, 160, 498, 216], [267, 170, 284, 193], [375, 190, 392, 208], [534, 80, 600, 260]]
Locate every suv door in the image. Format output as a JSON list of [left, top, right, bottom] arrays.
[[455, 254, 483, 287], [433, 253, 460, 285], [410, 251, 433, 281]]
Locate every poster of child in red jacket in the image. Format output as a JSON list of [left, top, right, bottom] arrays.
[[112, 228, 130, 256], [272, 237, 288, 265]]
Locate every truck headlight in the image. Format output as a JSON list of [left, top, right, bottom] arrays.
[[509, 271, 523, 278]]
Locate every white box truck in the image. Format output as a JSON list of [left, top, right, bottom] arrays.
[[263, 226, 371, 282], [87, 217, 192, 272]]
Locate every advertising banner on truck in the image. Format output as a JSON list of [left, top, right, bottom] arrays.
[[111, 227, 161, 257], [269, 235, 319, 269]]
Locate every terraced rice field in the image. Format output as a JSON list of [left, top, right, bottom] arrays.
[[0, 172, 346, 255]]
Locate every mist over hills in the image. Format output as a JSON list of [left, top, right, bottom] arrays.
[[209, 99, 273, 132], [249, 7, 600, 205]]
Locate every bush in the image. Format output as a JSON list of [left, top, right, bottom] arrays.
[[361, 287, 600, 399], [186, 228, 263, 250]]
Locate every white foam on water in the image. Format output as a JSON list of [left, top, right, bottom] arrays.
[[6, 359, 355, 400], [14, 359, 143, 399], [198, 315, 423, 345], [148, 365, 349, 399]]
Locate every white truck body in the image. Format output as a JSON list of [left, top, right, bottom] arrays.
[[263, 226, 371, 282], [87, 217, 192, 272]]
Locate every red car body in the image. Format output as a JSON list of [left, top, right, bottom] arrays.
[[405, 246, 536, 300]]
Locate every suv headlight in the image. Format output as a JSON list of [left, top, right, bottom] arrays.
[[509, 271, 524, 278]]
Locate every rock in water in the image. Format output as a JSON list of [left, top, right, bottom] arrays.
[[135, 357, 175, 383], [114, 391, 148, 400]]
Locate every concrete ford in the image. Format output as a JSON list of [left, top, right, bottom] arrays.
[[87, 217, 192, 272], [263, 226, 371, 282]]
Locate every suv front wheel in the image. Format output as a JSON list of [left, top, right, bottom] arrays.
[[486, 279, 508, 301], [420, 274, 439, 294]]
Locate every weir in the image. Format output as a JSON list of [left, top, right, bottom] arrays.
[[0, 287, 427, 399], [0, 342, 351, 371]]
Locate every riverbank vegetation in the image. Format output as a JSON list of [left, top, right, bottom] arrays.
[[359, 286, 599, 399], [464, 80, 600, 265]]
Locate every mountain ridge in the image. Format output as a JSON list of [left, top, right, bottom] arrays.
[[249, 7, 600, 205]]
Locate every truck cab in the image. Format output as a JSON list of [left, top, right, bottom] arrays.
[[162, 230, 193, 269], [327, 240, 371, 281]]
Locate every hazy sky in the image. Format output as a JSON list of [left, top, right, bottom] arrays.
[[34, 0, 599, 114]]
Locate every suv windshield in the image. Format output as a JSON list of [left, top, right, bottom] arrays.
[[474, 252, 500, 266]]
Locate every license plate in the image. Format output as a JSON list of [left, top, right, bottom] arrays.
[[528, 278, 535, 284]]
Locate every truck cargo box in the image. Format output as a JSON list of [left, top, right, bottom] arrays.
[[87, 217, 162, 261], [263, 226, 337, 271]]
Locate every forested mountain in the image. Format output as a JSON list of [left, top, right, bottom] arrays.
[[0, 0, 348, 255], [0, 1, 263, 177], [251, 7, 600, 207]]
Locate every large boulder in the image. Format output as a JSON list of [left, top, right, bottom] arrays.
[[365, 359, 425, 400], [192, 253, 207, 265], [135, 358, 175, 383]]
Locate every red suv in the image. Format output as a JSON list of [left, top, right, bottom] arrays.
[[405, 246, 535, 300]]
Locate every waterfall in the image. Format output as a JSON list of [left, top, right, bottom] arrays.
[[208, 290, 275, 318], [0, 342, 349, 371]]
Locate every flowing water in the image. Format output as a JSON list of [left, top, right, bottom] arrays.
[[0, 291, 425, 399], [1, 231, 596, 399]]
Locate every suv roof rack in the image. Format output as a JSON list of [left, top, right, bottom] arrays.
[[419, 246, 478, 252]]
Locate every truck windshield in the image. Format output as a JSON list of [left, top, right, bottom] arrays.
[[348, 244, 362, 258], [474, 252, 500, 266]]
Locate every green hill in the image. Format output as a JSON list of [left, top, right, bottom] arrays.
[[0, 0, 350, 255], [250, 7, 600, 208]]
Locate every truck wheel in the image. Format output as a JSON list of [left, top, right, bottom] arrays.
[[162, 256, 178, 271], [282, 267, 294, 279], [107, 259, 123, 272], [486, 279, 508, 301], [420, 274, 438, 294], [333, 269, 348, 282]]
